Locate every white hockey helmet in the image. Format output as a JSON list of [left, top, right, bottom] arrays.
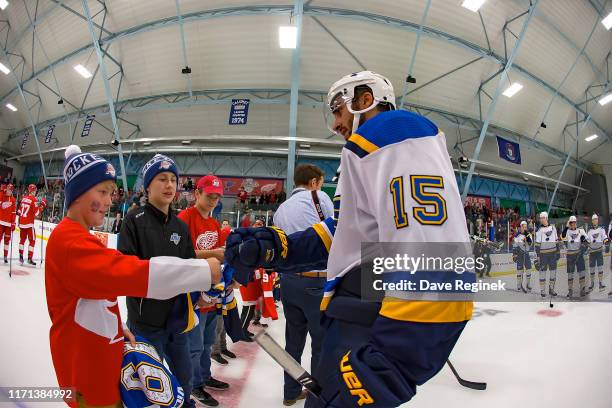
[[568, 215, 577, 223], [326, 71, 396, 135], [520, 220, 527, 227], [539, 211, 548, 219], [592, 214, 598, 220]]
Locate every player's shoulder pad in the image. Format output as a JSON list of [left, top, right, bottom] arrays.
[[344, 110, 439, 158]]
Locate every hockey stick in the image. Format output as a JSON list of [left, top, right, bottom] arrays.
[[446, 360, 487, 390], [39, 206, 44, 267], [254, 330, 322, 397]]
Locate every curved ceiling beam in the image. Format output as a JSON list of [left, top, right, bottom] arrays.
[[0, 5, 609, 139], [6, 88, 591, 172]]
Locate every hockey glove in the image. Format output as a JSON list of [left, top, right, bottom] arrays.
[[224, 227, 288, 285]]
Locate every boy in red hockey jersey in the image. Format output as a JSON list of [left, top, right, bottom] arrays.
[[0, 183, 16, 263], [45, 145, 221, 408], [17, 183, 44, 265]]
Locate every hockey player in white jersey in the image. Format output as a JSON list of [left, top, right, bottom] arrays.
[[225, 71, 473, 407], [534, 212, 560, 298], [586, 214, 608, 293], [560, 215, 588, 298], [512, 221, 533, 292]]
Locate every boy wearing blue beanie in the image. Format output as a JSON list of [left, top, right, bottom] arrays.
[[45, 145, 220, 408], [118, 153, 202, 408]]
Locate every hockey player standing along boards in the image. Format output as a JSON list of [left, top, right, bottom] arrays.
[[560, 215, 588, 298], [534, 212, 560, 298], [512, 220, 533, 292], [0, 183, 16, 263], [17, 183, 45, 265], [45, 145, 220, 407], [225, 71, 473, 408], [586, 214, 608, 293]]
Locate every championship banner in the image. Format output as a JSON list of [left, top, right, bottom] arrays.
[[45, 125, 55, 144], [178, 176, 283, 196], [465, 195, 491, 208], [81, 115, 96, 137], [20, 130, 29, 150], [496, 136, 521, 164], [228, 99, 250, 125]]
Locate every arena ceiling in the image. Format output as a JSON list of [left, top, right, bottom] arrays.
[[0, 0, 610, 189]]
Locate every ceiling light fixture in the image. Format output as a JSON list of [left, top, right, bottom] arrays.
[[0, 62, 10, 75], [279, 26, 297, 49], [502, 82, 523, 98], [602, 11, 612, 30], [597, 92, 612, 106], [461, 0, 487, 12], [74, 64, 92, 78]]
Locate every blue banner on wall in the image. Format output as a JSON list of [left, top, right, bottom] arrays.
[[496, 136, 521, 164], [228, 99, 250, 125], [81, 115, 96, 137], [21, 130, 29, 151], [45, 125, 55, 144]]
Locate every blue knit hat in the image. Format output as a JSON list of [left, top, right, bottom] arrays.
[[63, 145, 117, 209], [142, 154, 179, 191]]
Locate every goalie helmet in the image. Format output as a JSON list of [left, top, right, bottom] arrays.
[[326, 71, 396, 135]]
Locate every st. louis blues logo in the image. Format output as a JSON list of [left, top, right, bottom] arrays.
[[545, 230, 552, 241], [106, 163, 116, 177], [170, 233, 181, 245], [571, 233, 578, 241], [593, 233, 599, 239]]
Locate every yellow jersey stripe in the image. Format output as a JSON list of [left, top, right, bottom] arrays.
[[348, 133, 379, 153], [313, 223, 332, 252], [380, 297, 473, 323]]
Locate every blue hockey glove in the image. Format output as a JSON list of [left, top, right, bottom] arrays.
[[224, 227, 288, 285]]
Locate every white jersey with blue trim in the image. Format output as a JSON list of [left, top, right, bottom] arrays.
[[120, 337, 184, 408], [323, 110, 470, 283], [535, 225, 558, 253], [512, 232, 531, 252], [587, 226, 607, 250]]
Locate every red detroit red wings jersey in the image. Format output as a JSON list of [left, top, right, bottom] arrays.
[[178, 206, 222, 250], [17, 194, 38, 228], [0, 193, 16, 226]]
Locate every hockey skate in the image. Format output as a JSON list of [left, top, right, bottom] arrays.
[[19, 255, 23, 265], [3, 257, 7, 264], [598, 282, 606, 291], [579, 286, 588, 298], [566, 289, 573, 299], [27, 258, 36, 267], [548, 286, 557, 297]]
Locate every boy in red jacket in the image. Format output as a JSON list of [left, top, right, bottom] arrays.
[[45, 145, 220, 407]]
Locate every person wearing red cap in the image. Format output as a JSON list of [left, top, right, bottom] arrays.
[[178, 175, 232, 406]]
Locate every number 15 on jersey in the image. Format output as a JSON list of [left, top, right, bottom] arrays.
[[389, 175, 448, 229]]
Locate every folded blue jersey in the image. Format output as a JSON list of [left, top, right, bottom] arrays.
[[120, 336, 185, 408]]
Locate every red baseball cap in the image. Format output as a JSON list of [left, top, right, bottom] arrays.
[[197, 175, 224, 196]]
